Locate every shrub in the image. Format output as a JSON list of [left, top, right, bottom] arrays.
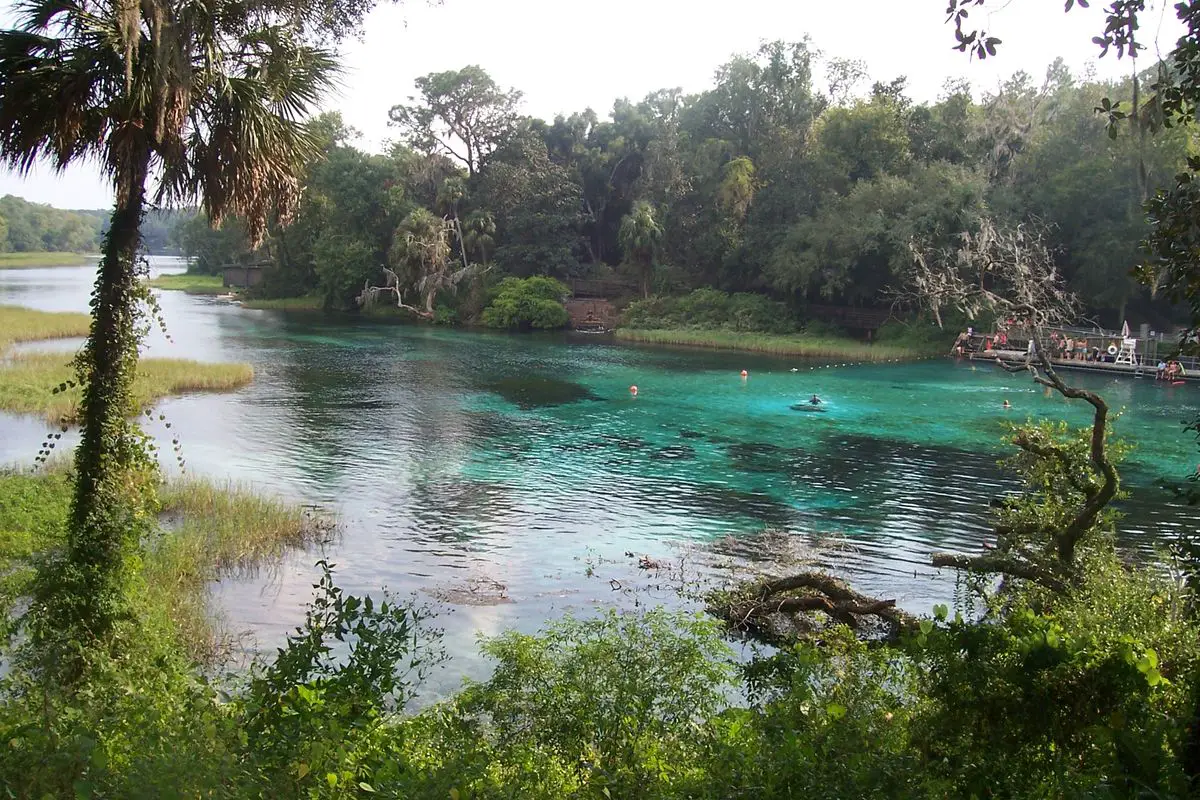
[[621, 288, 798, 334], [481, 276, 570, 330]]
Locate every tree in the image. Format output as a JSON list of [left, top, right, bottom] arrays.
[[389, 66, 522, 178], [476, 125, 583, 277], [377, 207, 477, 316], [769, 162, 986, 304], [619, 200, 664, 298], [462, 210, 496, 265], [0, 0, 344, 644], [481, 276, 570, 329]]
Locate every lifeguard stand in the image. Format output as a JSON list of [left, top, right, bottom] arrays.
[[1115, 338, 1139, 366]]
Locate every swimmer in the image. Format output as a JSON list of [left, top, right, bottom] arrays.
[[1002, 399, 1011, 409]]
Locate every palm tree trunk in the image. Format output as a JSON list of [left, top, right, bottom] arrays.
[[65, 148, 153, 637]]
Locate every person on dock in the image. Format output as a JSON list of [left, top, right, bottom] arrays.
[[1157, 360, 1168, 380]]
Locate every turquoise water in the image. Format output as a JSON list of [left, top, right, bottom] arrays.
[[2, 262, 1198, 687]]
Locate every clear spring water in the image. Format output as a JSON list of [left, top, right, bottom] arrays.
[[2, 259, 1197, 689]]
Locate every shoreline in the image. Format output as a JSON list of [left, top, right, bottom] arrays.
[[613, 327, 941, 361], [0, 252, 94, 269]]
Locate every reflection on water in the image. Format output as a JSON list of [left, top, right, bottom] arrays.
[[2, 260, 1199, 691]]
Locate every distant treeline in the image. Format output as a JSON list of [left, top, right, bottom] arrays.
[[178, 42, 1190, 327], [0, 194, 187, 255]]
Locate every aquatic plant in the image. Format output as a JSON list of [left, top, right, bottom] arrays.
[[0, 352, 253, 424], [145, 273, 224, 295], [614, 328, 934, 360]]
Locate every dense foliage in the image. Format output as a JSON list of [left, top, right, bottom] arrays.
[[175, 48, 1187, 329], [0, 195, 188, 255], [480, 276, 570, 330], [622, 288, 798, 334]]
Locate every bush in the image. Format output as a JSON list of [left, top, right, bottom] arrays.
[[481, 276, 570, 330], [621, 288, 798, 334]]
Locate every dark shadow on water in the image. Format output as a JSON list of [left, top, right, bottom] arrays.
[[486, 376, 602, 409]]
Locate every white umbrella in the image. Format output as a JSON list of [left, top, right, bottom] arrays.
[[1121, 319, 1131, 339]]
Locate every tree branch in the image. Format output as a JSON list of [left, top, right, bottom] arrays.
[[930, 552, 1066, 593], [709, 571, 917, 644]]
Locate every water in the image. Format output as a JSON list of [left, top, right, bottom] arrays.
[[2, 259, 1198, 689]]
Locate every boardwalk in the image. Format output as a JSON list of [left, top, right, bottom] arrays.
[[964, 348, 1198, 383]]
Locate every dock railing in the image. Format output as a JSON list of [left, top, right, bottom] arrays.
[[958, 325, 1200, 374]]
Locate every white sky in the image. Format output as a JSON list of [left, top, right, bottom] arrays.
[[0, 0, 1184, 209]]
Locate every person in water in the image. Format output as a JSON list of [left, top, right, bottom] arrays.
[[809, 394, 823, 406], [1002, 400, 1011, 409]]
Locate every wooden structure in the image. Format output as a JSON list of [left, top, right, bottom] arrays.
[[955, 324, 1199, 382], [221, 263, 268, 289], [564, 277, 635, 332]]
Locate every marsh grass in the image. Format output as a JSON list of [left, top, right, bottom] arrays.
[[614, 328, 935, 361], [0, 305, 90, 351], [241, 294, 323, 311], [149, 479, 337, 659], [146, 273, 225, 295], [0, 467, 334, 661], [0, 352, 254, 423], [0, 252, 91, 268]]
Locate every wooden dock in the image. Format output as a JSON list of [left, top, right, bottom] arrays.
[[964, 349, 1198, 383]]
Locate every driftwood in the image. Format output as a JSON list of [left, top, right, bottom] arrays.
[[708, 571, 917, 645]]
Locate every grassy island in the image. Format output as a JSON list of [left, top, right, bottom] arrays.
[[614, 328, 938, 361], [146, 272, 225, 294], [0, 252, 92, 268], [0, 305, 254, 422]]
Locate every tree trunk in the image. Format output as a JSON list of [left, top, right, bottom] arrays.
[[641, 262, 651, 299], [64, 147, 153, 639]]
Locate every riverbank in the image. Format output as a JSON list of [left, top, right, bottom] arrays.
[[0, 305, 255, 423], [146, 273, 224, 294], [614, 328, 940, 360], [241, 293, 323, 310], [0, 467, 334, 661], [0, 252, 92, 268]]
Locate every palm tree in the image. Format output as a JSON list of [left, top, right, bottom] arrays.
[[390, 207, 473, 315], [462, 210, 496, 264], [619, 200, 664, 298], [0, 0, 336, 639]]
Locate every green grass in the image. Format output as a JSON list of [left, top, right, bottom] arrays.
[[614, 328, 939, 361], [0, 467, 333, 661], [1, 304, 254, 422], [0, 353, 254, 424], [240, 293, 323, 311], [0, 252, 92, 268], [0, 305, 90, 350], [146, 273, 225, 295]]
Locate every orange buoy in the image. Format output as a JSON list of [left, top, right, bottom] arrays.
[[629, 385, 638, 396], [740, 369, 748, 378]]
